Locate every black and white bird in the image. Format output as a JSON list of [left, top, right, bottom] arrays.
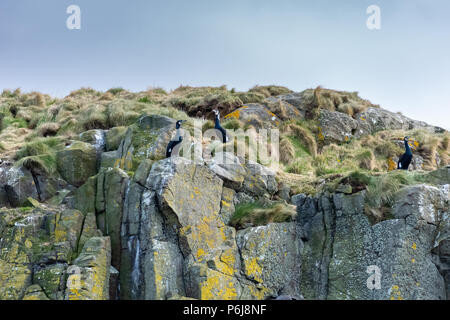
[[213, 109, 228, 143], [397, 136, 413, 170], [166, 120, 185, 158]]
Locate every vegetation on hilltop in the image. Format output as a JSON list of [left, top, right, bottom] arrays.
[[1, 85, 449, 217]]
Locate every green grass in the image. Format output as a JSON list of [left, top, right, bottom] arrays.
[[107, 87, 126, 95], [286, 136, 311, 158], [138, 96, 155, 104], [14, 137, 66, 176], [230, 201, 297, 229], [2, 116, 28, 129]]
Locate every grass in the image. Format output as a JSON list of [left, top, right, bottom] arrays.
[[333, 169, 428, 224], [14, 136, 66, 176], [230, 201, 297, 229], [0, 85, 448, 187]]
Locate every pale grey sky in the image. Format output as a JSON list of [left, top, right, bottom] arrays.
[[0, 0, 449, 129]]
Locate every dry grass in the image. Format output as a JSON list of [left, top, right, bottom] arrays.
[[280, 137, 295, 164], [38, 122, 61, 137]]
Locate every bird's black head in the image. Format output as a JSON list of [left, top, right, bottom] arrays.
[[213, 110, 219, 118], [176, 120, 185, 129], [404, 136, 409, 142]]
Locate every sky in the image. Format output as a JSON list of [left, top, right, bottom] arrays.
[[0, 0, 449, 129]]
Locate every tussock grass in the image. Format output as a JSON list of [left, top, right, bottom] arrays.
[[280, 137, 295, 164], [230, 201, 297, 229], [248, 85, 292, 98], [38, 122, 61, 137], [302, 86, 378, 119], [283, 123, 317, 158], [14, 137, 66, 176]]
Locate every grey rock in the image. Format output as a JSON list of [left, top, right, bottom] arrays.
[[297, 186, 449, 300]]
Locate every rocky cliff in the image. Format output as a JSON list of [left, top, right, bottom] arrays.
[[0, 86, 449, 300]]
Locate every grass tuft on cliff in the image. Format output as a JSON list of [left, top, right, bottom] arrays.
[[230, 201, 297, 229]]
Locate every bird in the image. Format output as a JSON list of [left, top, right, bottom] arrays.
[[166, 120, 185, 158], [397, 136, 413, 170], [212, 109, 228, 143]]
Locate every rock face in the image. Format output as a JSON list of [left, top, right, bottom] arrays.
[[1, 111, 449, 301], [0, 165, 39, 207], [317, 107, 443, 144], [82, 156, 297, 300], [0, 206, 111, 300], [294, 183, 450, 300], [56, 141, 97, 187], [225, 104, 280, 129], [236, 223, 302, 299]]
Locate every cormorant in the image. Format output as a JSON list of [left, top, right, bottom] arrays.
[[166, 120, 185, 158], [397, 136, 413, 170], [213, 110, 228, 143]]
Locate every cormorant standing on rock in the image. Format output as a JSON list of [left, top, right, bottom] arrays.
[[213, 110, 228, 143], [398, 136, 413, 170], [166, 120, 185, 158]]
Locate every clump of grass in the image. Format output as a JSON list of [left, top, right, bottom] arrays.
[[68, 87, 100, 97], [107, 87, 126, 95], [38, 122, 61, 137], [338, 170, 373, 193], [235, 92, 265, 104], [364, 170, 421, 223], [267, 100, 289, 120], [16, 154, 56, 175], [286, 158, 313, 175], [106, 102, 140, 127], [223, 118, 242, 130], [280, 137, 295, 164], [357, 149, 376, 170], [248, 85, 292, 98], [138, 96, 155, 104], [202, 120, 215, 132], [79, 104, 108, 130], [14, 137, 66, 176], [302, 86, 378, 119], [15, 137, 65, 160], [284, 123, 317, 158], [230, 201, 297, 229]]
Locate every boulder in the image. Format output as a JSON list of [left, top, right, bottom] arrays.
[[236, 223, 302, 299], [355, 107, 437, 135], [224, 103, 280, 129], [0, 164, 39, 207], [65, 236, 111, 300], [105, 126, 128, 151], [318, 109, 358, 144], [56, 141, 97, 187], [265, 93, 307, 119], [79, 129, 106, 155], [116, 115, 176, 170], [208, 152, 246, 189], [242, 160, 278, 197]]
